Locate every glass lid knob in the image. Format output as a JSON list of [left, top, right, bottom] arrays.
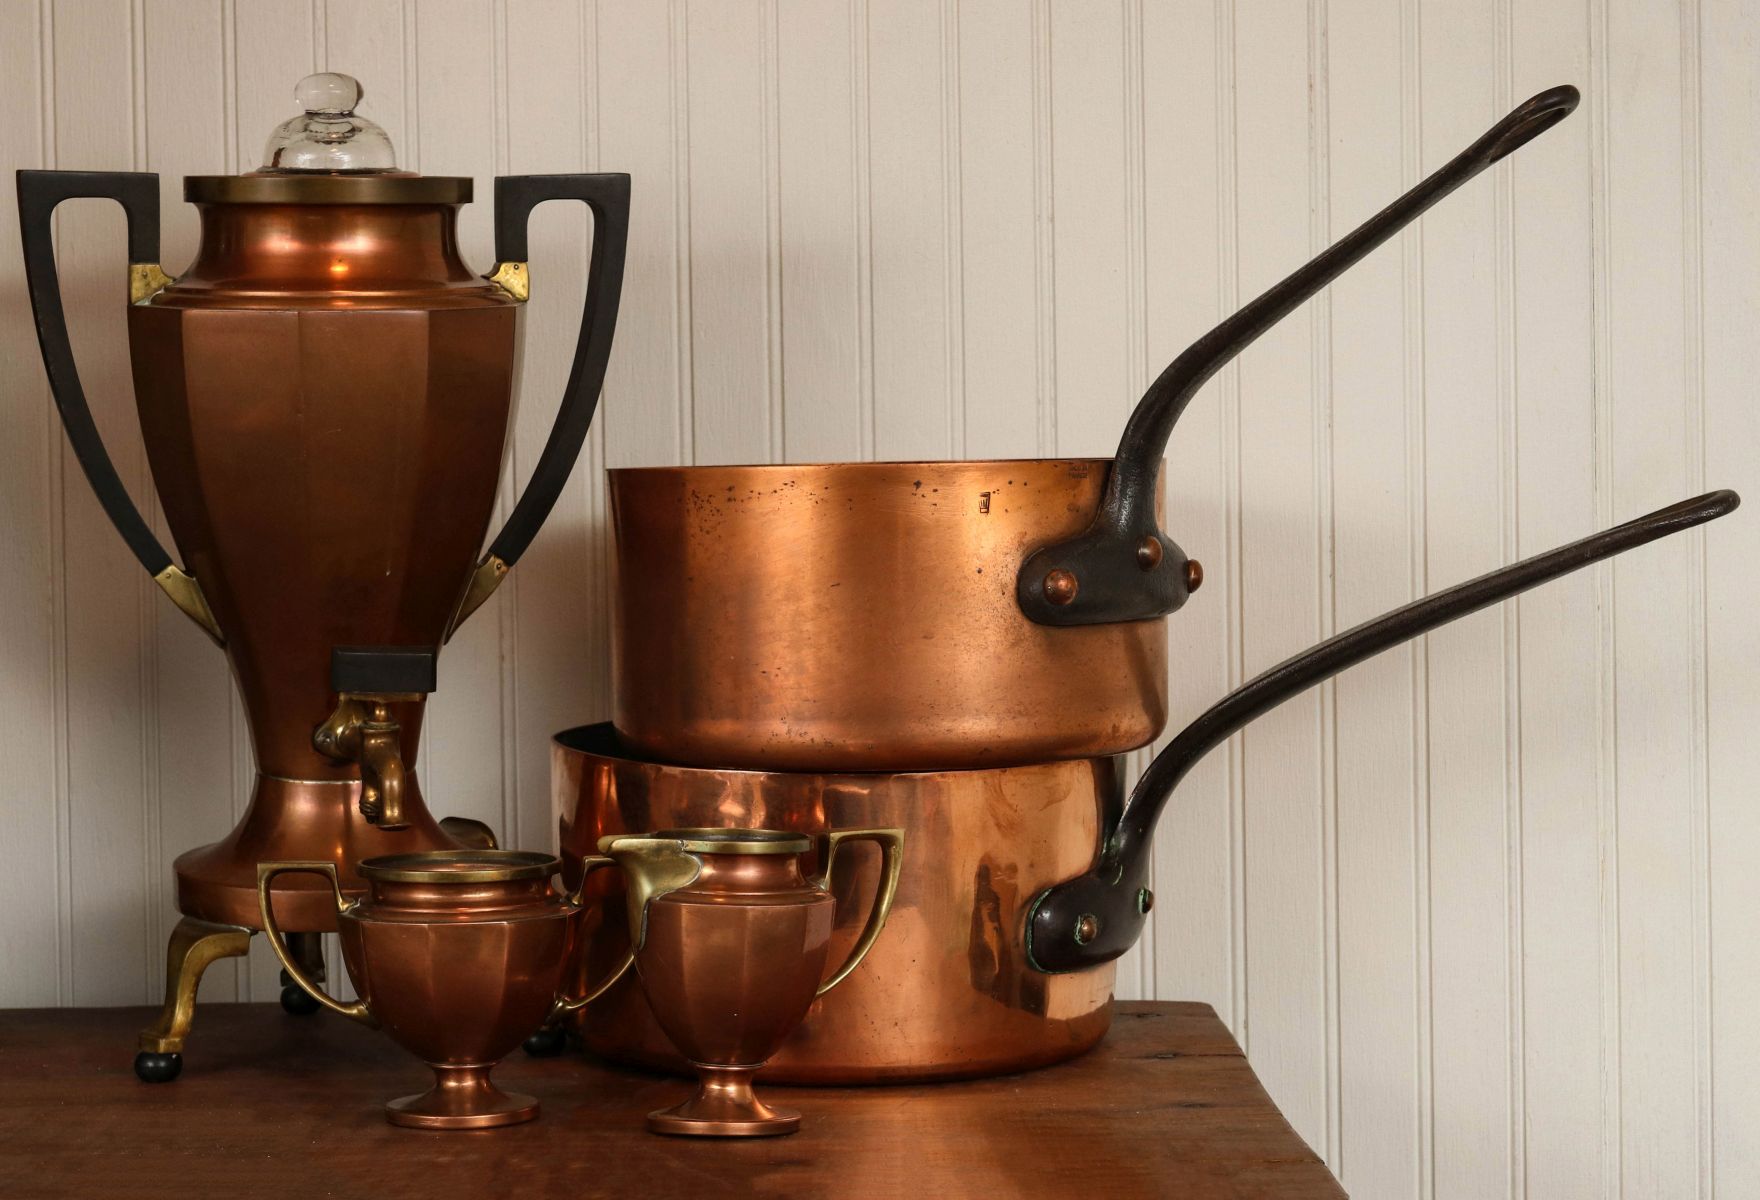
[[259, 73, 397, 173]]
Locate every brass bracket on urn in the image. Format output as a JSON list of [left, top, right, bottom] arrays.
[[313, 646, 436, 831]]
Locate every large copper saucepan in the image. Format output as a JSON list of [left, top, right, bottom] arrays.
[[611, 85, 1581, 772], [564, 487, 1737, 1081]]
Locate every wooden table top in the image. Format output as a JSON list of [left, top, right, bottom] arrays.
[[0, 1000, 1342, 1199]]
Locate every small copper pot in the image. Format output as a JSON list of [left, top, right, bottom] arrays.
[[258, 850, 629, 1130], [600, 828, 903, 1136]]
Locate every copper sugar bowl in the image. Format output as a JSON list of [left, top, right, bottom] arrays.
[[258, 849, 630, 1130], [597, 828, 903, 1135], [608, 86, 1581, 774], [16, 73, 628, 1080]]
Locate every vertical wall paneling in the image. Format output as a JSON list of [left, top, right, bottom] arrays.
[[505, 0, 598, 853], [1703, 0, 1760, 1192], [954, 0, 1039, 461], [1327, 0, 1423, 1191], [1232, 0, 1328, 1149], [1509, 1, 1603, 1196], [0, 0, 57, 1007], [1418, 4, 1513, 1195], [775, 0, 862, 463], [0, 6, 1757, 1194], [1606, 0, 1703, 1193], [865, 0, 954, 461], [682, 0, 772, 466], [140, 0, 236, 1007], [53, 0, 151, 1006], [1140, 0, 1233, 1025], [596, 0, 687, 473]]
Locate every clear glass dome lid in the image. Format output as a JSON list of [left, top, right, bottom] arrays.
[[259, 73, 396, 173]]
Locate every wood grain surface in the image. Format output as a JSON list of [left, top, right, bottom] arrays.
[[0, 1000, 1342, 1200]]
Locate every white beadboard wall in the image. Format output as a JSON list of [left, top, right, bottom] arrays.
[[1, 2, 1756, 1196]]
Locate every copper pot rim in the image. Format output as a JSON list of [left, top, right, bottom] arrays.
[[604, 828, 813, 856], [556, 724, 1109, 784], [355, 849, 559, 884], [605, 455, 1119, 478]]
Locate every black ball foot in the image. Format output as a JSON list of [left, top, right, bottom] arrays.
[[280, 983, 320, 1016], [523, 1026, 568, 1057], [135, 1051, 182, 1083]]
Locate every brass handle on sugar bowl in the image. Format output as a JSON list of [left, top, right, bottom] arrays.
[[256, 862, 376, 1027], [547, 855, 638, 1020], [814, 827, 905, 996]]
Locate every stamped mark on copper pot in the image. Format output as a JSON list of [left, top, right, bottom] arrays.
[[979, 492, 991, 514]]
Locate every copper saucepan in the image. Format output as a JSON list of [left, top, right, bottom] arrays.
[[565, 487, 1738, 1081], [610, 85, 1582, 772]]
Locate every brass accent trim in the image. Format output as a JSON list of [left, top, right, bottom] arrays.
[[152, 564, 224, 646], [447, 553, 510, 639], [257, 863, 376, 1027], [138, 917, 252, 1054], [128, 262, 173, 305], [596, 836, 705, 952], [355, 849, 560, 884], [183, 174, 473, 205], [603, 828, 813, 857], [437, 815, 500, 851], [551, 856, 638, 1017], [486, 261, 530, 302]]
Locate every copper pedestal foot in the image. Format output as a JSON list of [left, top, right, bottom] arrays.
[[648, 1065, 801, 1137], [135, 916, 253, 1083], [385, 1065, 539, 1130]]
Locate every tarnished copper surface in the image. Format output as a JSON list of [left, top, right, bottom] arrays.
[[260, 851, 580, 1130], [608, 459, 1168, 773], [554, 726, 1118, 1084], [129, 196, 519, 931]]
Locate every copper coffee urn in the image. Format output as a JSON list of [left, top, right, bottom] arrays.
[[17, 73, 628, 1082]]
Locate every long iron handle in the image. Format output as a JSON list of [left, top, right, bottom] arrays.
[[1016, 84, 1581, 629], [449, 172, 631, 635], [15, 169, 222, 644], [1026, 486, 1740, 973]]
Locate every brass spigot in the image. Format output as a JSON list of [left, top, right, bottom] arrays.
[[314, 694, 418, 830], [314, 646, 437, 832]]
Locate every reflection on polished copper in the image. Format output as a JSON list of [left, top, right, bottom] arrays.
[[258, 851, 583, 1130], [608, 460, 1168, 772], [598, 828, 903, 1135], [554, 726, 1117, 1084], [131, 195, 518, 929]]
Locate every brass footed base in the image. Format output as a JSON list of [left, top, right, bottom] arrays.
[[648, 1065, 801, 1138], [386, 1065, 539, 1130]]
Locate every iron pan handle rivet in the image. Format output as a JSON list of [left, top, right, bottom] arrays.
[[1185, 560, 1204, 593], [1074, 914, 1100, 944], [1043, 569, 1079, 605], [1136, 537, 1163, 570]]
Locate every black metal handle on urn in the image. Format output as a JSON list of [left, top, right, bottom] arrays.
[[15, 170, 223, 645], [1027, 486, 1740, 973], [450, 172, 632, 634], [1016, 84, 1582, 628]]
